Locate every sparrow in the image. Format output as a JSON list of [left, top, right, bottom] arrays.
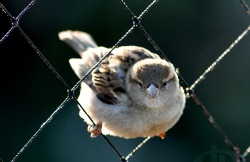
[[58, 30, 186, 139]]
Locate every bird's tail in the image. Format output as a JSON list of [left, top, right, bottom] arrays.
[[58, 30, 109, 85], [58, 30, 98, 56]]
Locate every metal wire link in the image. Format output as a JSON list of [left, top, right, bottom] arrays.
[[0, 0, 250, 162]]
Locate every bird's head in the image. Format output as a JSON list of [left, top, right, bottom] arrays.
[[126, 58, 179, 108]]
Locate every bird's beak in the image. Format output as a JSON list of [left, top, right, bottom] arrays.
[[146, 84, 159, 98]]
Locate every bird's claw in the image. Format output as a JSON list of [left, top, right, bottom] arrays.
[[158, 132, 166, 139], [88, 122, 102, 138]]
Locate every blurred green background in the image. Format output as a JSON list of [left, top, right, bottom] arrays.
[[0, 0, 250, 161]]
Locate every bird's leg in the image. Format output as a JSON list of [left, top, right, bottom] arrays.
[[158, 132, 166, 139], [87, 122, 102, 138]]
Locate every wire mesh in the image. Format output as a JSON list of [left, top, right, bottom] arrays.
[[0, 0, 250, 162]]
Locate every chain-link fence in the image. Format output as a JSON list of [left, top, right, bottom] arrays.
[[1, 0, 250, 161]]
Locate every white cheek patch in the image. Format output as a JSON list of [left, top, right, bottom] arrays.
[[130, 68, 137, 80], [167, 63, 175, 81]]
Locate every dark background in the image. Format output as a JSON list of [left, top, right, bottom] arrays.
[[0, 0, 250, 162]]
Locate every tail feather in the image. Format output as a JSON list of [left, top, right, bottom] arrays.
[[59, 30, 110, 84], [58, 30, 98, 55]]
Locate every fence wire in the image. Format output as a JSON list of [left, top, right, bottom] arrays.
[[0, 0, 250, 162]]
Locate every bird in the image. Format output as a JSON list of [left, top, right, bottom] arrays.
[[58, 30, 186, 139]]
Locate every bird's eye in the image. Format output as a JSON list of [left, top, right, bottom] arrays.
[[162, 81, 168, 87], [138, 82, 143, 88]]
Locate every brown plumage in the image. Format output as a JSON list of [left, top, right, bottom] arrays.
[[59, 30, 186, 139]]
